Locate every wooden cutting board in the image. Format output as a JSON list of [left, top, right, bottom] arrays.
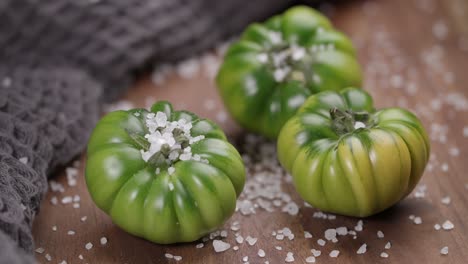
[[33, 0, 468, 263]]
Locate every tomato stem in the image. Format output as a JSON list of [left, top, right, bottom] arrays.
[[330, 108, 372, 135], [263, 43, 317, 84], [128, 129, 191, 168]]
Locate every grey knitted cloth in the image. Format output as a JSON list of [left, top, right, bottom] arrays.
[[0, 67, 101, 263], [0, 0, 292, 101], [0, 0, 295, 262]]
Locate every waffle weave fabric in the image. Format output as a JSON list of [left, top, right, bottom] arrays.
[[0, 67, 101, 263], [0, 0, 293, 262], [0, 0, 291, 102]]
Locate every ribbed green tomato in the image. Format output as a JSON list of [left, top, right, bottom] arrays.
[[85, 101, 245, 244], [277, 88, 430, 217], [216, 6, 362, 139]]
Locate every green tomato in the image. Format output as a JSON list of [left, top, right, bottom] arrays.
[[85, 101, 245, 244], [216, 6, 363, 139], [277, 88, 430, 217]]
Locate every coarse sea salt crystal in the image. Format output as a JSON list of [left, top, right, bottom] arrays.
[[285, 252, 294, 262], [390, 74, 403, 88], [220, 230, 228, 237], [380, 252, 389, 258], [304, 231, 313, 238], [203, 99, 216, 110], [336, 227, 347, 236], [50, 196, 58, 205], [167, 166, 175, 175], [257, 53, 269, 63], [357, 243, 367, 254], [174, 256, 182, 261], [179, 152, 191, 161], [274, 68, 289, 82], [282, 227, 292, 236], [317, 239, 326, 246], [441, 196, 451, 205], [66, 167, 78, 177], [432, 20, 449, 40], [306, 256, 316, 263], [165, 253, 173, 259], [258, 249, 266, 257], [209, 230, 220, 239], [196, 243, 204, 249], [353, 220, 364, 232], [441, 163, 449, 172], [354, 121, 366, 129], [269, 31, 283, 44], [61, 196, 73, 204], [238, 200, 255, 215], [449, 147, 459, 157], [230, 222, 240, 231], [377, 230, 384, 238], [100, 237, 108, 245], [49, 180, 65, 193], [168, 151, 180, 161], [35, 247, 45, 254], [216, 111, 228, 123], [213, 240, 230, 252], [291, 46, 306, 61], [67, 230, 75, 235], [463, 126, 468, 137], [176, 58, 200, 79], [311, 249, 321, 257], [85, 242, 93, 250], [440, 246, 449, 255], [413, 216, 422, 225], [385, 242, 392, 249], [324, 229, 337, 240], [434, 224, 441, 230], [19, 157, 28, 164], [329, 250, 340, 258], [442, 220, 454, 230], [246, 236, 257, 246]]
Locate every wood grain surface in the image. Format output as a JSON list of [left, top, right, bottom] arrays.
[[33, 0, 468, 263]]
